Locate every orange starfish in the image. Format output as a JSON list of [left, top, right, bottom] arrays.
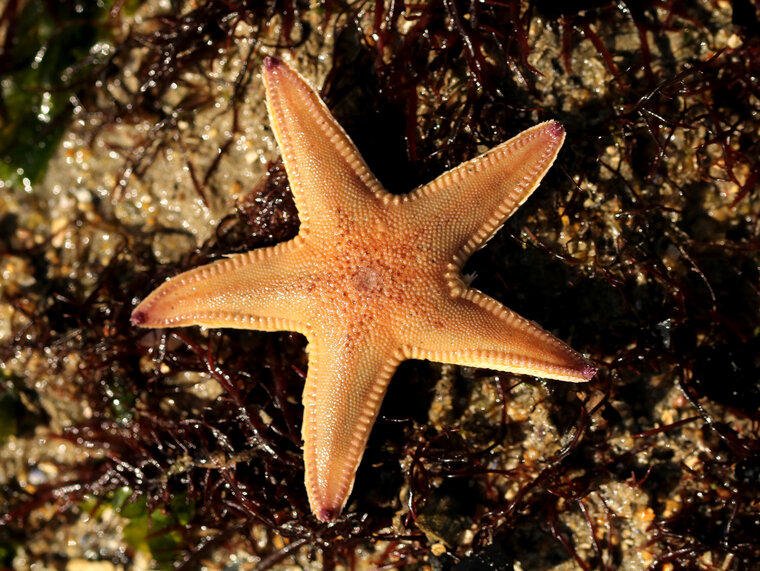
[[132, 57, 596, 522]]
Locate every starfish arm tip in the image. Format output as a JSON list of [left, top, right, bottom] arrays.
[[548, 120, 565, 138], [581, 362, 598, 380], [130, 309, 147, 327], [316, 506, 338, 522], [264, 55, 281, 70]]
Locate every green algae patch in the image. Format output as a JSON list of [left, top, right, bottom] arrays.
[[82, 487, 194, 569], [0, 1, 117, 187]]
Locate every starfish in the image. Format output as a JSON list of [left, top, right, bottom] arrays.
[[131, 56, 596, 522]]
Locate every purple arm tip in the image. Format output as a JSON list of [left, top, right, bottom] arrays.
[[582, 363, 598, 380], [263, 56, 281, 70], [548, 120, 565, 137], [130, 310, 146, 326], [317, 507, 337, 522]]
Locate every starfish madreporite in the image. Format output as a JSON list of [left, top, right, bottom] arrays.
[[131, 56, 596, 522]]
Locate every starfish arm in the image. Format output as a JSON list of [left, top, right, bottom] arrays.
[[301, 329, 402, 521], [406, 290, 595, 383], [262, 57, 391, 236], [401, 121, 566, 272], [130, 241, 314, 333]]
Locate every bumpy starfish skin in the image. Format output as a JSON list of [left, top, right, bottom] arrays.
[[131, 57, 596, 522]]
